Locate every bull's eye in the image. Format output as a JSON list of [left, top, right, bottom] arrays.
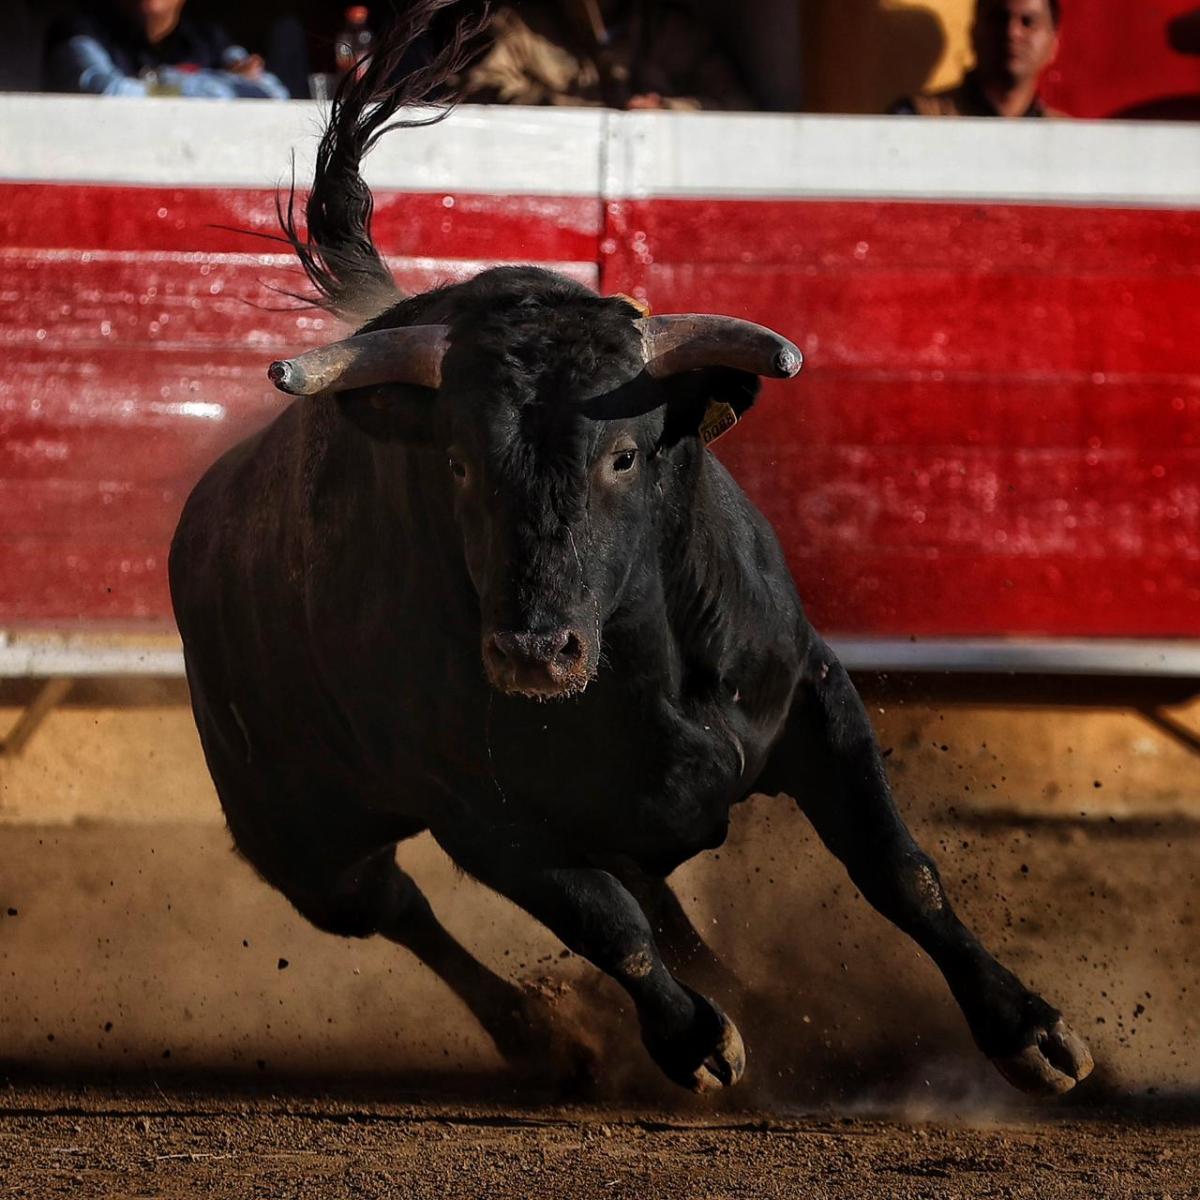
[[612, 448, 638, 473], [448, 456, 468, 483]]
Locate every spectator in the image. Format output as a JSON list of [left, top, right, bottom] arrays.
[[460, 0, 750, 111], [891, 0, 1063, 118], [46, 0, 289, 98]]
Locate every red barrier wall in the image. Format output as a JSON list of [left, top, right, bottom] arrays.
[[602, 197, 1200, 636], [3, 106, 1198, 642], [0, 183, 600, 625]]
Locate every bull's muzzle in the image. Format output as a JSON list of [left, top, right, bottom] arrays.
[[483, 628, 592, 699]]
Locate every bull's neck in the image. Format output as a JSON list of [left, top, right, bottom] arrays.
[[653, 444, 751, 684]]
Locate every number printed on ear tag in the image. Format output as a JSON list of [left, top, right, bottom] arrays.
[[700, 400, 738, 446]]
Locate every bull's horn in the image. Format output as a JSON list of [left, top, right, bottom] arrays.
[[268, 326, 450, 396], [635, 315, 802, 380]]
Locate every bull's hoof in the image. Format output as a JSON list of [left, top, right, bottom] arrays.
[[690, 1007, 746, 1094], [646, 990, 746, 1094], [991, 1018, 1094, 1096]]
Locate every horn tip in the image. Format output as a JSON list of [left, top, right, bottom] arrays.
[[774, 346, 803, 378], [268, 359, 302, 394]]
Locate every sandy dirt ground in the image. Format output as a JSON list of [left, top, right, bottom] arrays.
[[1, 804, 1198, 1198], [2, 1082, 1198, 1199], [1, 682, 1198, 1195], [2, 797, 1197, 1098]]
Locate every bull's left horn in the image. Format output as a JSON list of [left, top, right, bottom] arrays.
[[268, 325, 450, 395], [635, 315, 802, 380]]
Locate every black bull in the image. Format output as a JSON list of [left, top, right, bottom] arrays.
[[169, 4, 1092, 1097]]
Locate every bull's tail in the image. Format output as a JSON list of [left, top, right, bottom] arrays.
[[279, 0, 485, 321]]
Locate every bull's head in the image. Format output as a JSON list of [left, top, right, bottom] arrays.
[[269, 286, 801, 700]]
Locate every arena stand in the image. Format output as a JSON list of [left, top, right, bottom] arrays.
[[1, 96, 1198, 753]]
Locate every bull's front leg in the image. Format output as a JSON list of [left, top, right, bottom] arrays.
[[759, 636, 1094, 1096], [430, 820, 745, 1093], [615, 863, 746, 1006]]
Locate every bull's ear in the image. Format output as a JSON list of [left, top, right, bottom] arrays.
[[658, 367, 761, 451], [335, 383, 438, 445]]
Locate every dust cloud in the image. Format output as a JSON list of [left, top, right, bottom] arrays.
[[0, 679, 1196, 1114]]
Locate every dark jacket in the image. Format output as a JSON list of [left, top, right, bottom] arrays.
[[891, 69, 1065, 118]]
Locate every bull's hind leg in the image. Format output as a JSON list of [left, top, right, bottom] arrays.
[[759, 637, 1094, 1096], [432, 823, 745, 1093], [285, 847, 597, 1081], [232, 818, 597, 1081], [190, 713, 592, 1082]]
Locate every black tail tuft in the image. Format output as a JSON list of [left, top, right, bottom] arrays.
[[278, 0, 488, 321]]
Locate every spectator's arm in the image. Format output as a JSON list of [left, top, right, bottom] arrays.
[[48, 34, 151, 95], [237, 69, 291, 100], [219, 45, 292, 100], [47, 34, 290, 99]]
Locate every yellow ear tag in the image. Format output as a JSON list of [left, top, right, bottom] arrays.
[[611, 292, 737, 445], [611, 292, 652, 317], [609, 295, 729, 446], [700, 399, 738, 446]]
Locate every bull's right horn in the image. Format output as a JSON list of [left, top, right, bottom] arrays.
[[636, 315, 802, 380], [268, 325, 450, 396]]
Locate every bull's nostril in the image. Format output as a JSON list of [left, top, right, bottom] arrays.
[[557, 632, 583, 664], [484, 628, 588, 691]]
